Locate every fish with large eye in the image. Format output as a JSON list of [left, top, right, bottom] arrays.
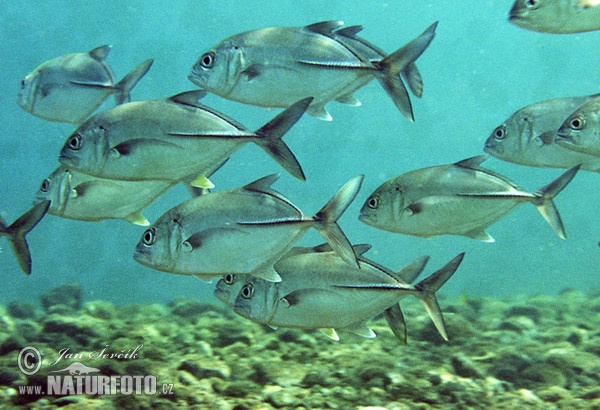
[[557, 97, 600, 157], [359, 155, 580, 242], [18, 45, 153, 124], [484, 94, 600, 173], [189, 20, 438, 121], [133, 173, 364, 283], [34, 165, 175, 226], [509, 0, 600, 34], [231, 243, 464, 344], [58, 91, 312, 186]]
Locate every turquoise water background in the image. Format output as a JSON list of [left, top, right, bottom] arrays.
[[1, 0, 598, 306]]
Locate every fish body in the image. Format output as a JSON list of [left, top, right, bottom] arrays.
[[509, 0, 600, 34], [189, 21, 437, 121], [0, 201, 50, 275], [233, 249, 464, 342], [58, 91, 308, 183], [359, 156, 579, 242], [34, 166, 174, 226], [484, 94, 600, 172], [134, 174, 363, 282], [18, 45, 153, 124], [556, 96, 600, 157]]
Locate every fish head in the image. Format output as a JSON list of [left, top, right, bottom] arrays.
[[17, 71, 40, 113], [133, 215, 181, 272], [188, 39, 246, 97], [359, 180, 405, 229], [214, 273, 243, 306], [556, 111, 591, 152], [508, 0, 562, 32], [232, 277, 278, 323], [34, 166, 72, 216], [58, 121, 109, 175]]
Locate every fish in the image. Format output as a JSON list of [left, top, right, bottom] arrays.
[[189, 20, 437, 121], [0, 201, 50, 275], [232, 248, 464, 343], [484, 94, 600, 173], [134, 174, 364, 282], [556, 96, 600, 157], [359, 156, 579, 242], [509, 0, 600, 34], [34, 166, 175, 226], [18, 45, 153, 124], [58, 91, 309, 185]]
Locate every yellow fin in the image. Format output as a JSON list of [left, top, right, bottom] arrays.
[[190, 174, 215, 189], [125, 212, 150, 226]]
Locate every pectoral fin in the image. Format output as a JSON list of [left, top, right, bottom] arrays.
[[319, 328, 340, 341], [111, 139, 183, 157], [282, 289, 338, 307]]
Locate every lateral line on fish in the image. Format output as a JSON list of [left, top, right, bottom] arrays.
[[333, 284, 415, 291], [455, 192, 534, 199], [236, 217, 311, 226], [297, 60, 376, 70], [167, 131, 256, 138]]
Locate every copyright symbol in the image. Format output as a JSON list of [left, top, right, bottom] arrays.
[[18, 346, 42, 375]]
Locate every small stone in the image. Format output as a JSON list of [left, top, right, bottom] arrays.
[[82, 300, 115, 320], [39, 283, 83, 312], [268, 389, 296, 408], [178, 358, 230, 380], [222, 380, 259, 398], [450, 353, 485, 379], [537, 386, 572, 402], [506, 305, 542, 322], [169, 299, 216, 322], [497, 316, 536, 332], [6, 301, 36, 319], [302, 369, 332, 387]]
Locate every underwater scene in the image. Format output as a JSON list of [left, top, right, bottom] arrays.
[[1, 0, 599, 408]]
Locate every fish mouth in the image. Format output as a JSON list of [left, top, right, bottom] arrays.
[[58, 152, 78, 167], [554, 132, 577, 148], [188, 71, 205, 87], [358, 213, 373, 225], [483, 141, 501, 156]]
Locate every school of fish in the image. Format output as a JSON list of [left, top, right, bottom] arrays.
[[3, 5, 598, 344]]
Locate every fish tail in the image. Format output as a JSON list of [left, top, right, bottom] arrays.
[[313, 175, 364, 268], [0, 201, 50, 275], [413, 252, 465, 341], [254, 97, 313, 181], [375, 21, 438, 121], [114, 59, 154, 105], [532, 165, 580, 239]]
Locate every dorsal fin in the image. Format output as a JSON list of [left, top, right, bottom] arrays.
[[168, 90, 208, 108], [88, 45, 111, 61], [242, 174, 281, 193], [335, 25, 363, 38], [304, 21, 344, 36], [454, 155, 488, 170]]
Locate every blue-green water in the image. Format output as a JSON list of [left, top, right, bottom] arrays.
[[1, 0, 598, 307]]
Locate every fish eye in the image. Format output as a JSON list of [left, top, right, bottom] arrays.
[[240, 283, 254, 300], [224, 274, 235, 285], [526, 0, 539, 9], [569, 116, 585, 131], [493, 126, 506, 141], [200, 52, 215, 68], [67, 134, 83, 151], [366, 195, 380, 209], [40, 179, 51, 192], [142, 227, 156, 246]]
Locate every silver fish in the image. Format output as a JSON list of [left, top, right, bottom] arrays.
[[509, 0, 600, 34], [233, 248, 464, 343], [0, 201, 49, 275], [58, 91, 309, 185], [134, 174, 363, 282], [484, 94, 600, 173], [189, 21, 437, 121], [556, 96, 600, 157], [359, 156, 579, 242], [18, 45, 153, 124], [34, 166, 174, 226]]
